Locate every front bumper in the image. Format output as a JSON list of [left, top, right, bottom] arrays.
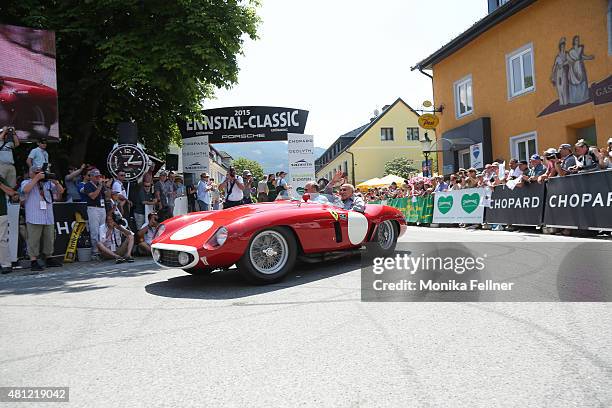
[[151, 243, 200, 269]]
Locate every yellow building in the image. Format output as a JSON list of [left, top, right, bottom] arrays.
[[413, 0, 612, 174], [315, 98, 428, 184]]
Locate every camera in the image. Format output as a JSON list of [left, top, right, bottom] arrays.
[[3, 126, 16, 137], [111, 211, 129, 228], [41, 163, 56, 181]]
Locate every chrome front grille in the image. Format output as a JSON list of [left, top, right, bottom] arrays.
[[158, 249, 193, 267]]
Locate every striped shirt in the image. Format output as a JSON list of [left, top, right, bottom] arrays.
[[20, 179, 56, 225]]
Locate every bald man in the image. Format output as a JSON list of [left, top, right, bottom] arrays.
[[323, 170, 365, 212]]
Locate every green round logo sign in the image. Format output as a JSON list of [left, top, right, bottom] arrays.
[[296, 187, 305, 195]]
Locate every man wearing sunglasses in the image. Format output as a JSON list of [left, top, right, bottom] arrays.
[[136, 212, 160, 256], [323, 170, 366, 213], [26, 138, 50, 170]]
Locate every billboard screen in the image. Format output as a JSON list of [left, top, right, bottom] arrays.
[[0, 24, 59, 141]]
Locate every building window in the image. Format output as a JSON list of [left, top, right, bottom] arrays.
[[407, 127, 419, 141], [510, 132, 538, 162], [458, 148, 471, 169], [507, 44, 535, 98], [453, 75, 473, 118], [380, 127, 394, 141], [498, 0, 510, 6]]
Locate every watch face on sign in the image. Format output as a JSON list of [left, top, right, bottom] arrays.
[[107, 145, 148, 181]]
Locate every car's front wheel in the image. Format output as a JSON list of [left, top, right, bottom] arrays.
[[371, 220, 398, 255], [238, 227, 297, 284]]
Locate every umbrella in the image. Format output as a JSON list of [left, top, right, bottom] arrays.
[[356, 177, 382, 190], [377, 174, 405, 186]]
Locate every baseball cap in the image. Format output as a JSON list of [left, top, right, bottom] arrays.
[[243, 169, 252, 176], [89, 169, 101, 177], [559, 143, 572, 150], [530, 154, 541, 160], [544, 148, 558, 156]]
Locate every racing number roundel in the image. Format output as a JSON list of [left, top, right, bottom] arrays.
[[107, 144, 149, 182]]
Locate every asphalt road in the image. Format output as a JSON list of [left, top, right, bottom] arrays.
[[1, 227, 611, 407]]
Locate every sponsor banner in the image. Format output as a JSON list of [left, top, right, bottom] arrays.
[[0, 24, 59, 141], [287, 133, 315, 194], [361, 242, 612, 302], [53, 203, 89, 257], [178, 106, 308, 143], [7, 202, 19, 262], [593, 75, 612, 106], [470, 143, 484, 169], [432, 188, 485, 224], [382, 196, 434, 224], [182, 135, 210, 173], [485, 182, 545, 226], [544, 170, 612, 230]]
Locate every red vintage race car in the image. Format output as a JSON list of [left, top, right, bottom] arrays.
[[151, 193, 406, 284], [0, 76, 58, 139]]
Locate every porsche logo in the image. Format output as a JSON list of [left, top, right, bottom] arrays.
[[328, 209, 339, 221]]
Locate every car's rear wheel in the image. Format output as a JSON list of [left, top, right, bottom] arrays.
[[183, 267, 213, 276], [238, 227, 297, 284], [371, 220, 398, 255]]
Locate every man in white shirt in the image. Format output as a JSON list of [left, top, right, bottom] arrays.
[[508, 158, 523, 179], [26, 138, 50, 169], [98, 211, 134, 263], [111, 171, 129, 216], [220, 167, 244, 209]]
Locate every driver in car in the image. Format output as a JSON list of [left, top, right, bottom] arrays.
[[323, 170, 366, 213]]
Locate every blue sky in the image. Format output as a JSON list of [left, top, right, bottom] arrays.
[[210, 0, 488, 149]]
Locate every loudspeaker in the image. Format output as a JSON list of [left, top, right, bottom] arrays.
[[165, 154, 179, 171], [117, 122, 138, 145]]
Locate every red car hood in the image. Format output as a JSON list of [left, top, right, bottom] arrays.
[[153, 201, 300, 247]]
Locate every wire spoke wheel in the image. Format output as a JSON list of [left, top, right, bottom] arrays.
[[377, 220, 396, 251], [249, 230, 289, 275]]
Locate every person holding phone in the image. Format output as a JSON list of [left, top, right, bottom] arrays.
[[220, 167, 244, 209]]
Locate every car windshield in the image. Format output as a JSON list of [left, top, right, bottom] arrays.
[[275, 191, 345, 208]]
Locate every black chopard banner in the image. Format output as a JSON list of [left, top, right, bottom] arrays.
[[53, 202, 89, 256], [544, 170, 612, 230], [485, 182, 545, 226], [178, 106, 309, 143]]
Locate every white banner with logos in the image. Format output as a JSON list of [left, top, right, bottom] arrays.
[[470, 142, 484, 169], [182, 135, 210, 173], [432, 187, 485, 224], [287, 133, 315, 194]]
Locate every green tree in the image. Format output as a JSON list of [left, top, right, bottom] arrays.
[[1, 0, 260, 167], [231, 157, 265, 181], [384, 157, 418, 180]]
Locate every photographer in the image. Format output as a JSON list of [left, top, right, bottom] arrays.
[[82, 169, 107, 257], [220, 167, 244, 209], [97, 211, 134, 263], [554, 143, 577, 176], [0, 176, 19, 274], [0, 126, 20, 188], [20, 166, 64, 271], [242, 170, 254, 204], [538, 148, 559, 183], [196, 172, 212, 211], [64, 163, 87, 202], [26, 138, 50, 169], [569, 139, 599, 173]]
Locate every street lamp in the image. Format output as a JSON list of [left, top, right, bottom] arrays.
[[420, 132, 433, 177]]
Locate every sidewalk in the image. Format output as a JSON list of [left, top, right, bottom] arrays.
[[0, 257, 156, 281]]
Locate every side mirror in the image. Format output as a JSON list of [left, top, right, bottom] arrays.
[[302, 193, 311, 202]]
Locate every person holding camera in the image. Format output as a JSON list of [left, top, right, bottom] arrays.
[[26, 138, 50, 169], [97, 211, 134, 263], [0, 176, 19, 274], [82, 169, 108, 257], [242, 170, 254, 204], [0, 126, 20, 188], [220, 167, 244, 209], [554, 144, 577, 176], [65, 163, 87, 202], [538, 148, 559, 183], [20, 166, 64, 271]]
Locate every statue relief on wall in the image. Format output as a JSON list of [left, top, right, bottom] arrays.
[[550, 35, 594, 106]]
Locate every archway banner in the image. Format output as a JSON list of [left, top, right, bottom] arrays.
[[178, 106, 309, 143]]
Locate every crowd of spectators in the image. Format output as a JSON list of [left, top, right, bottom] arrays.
[[363, 138, 612, 203]]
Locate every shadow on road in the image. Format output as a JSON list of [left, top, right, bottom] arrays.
[[0, 261, 156, 297], [145, 255, 361, 300]]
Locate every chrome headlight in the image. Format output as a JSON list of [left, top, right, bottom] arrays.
[[152, 248, 160, 262], [214, 227, 228, 246], [178, 252, 190, 266]]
